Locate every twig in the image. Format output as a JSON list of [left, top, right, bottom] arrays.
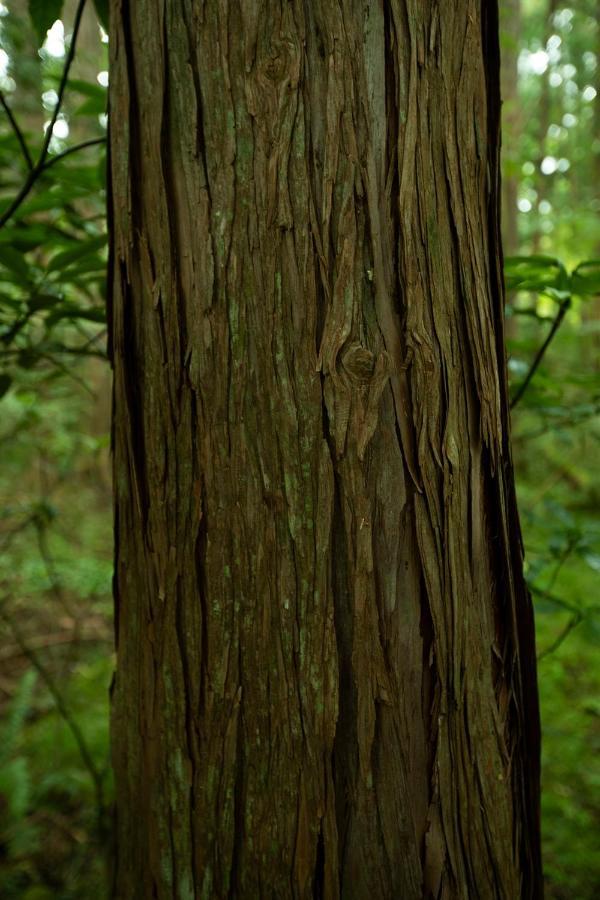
[[537, 612, 583, 661], [0, 90, 34, 169], [510, 295, 571, 409], [546, 534, 578, 595], [34, 518, 74, 618], [529, 584, 599, 660], [514, 407, 600, 442], [49, 345, 107, 359], [529, 584, 582, 616], [0, 603, 106, 825], [511, 308, 556, 323], [0, 628, 110, 663], [41, 137, 106, 172], [0, 0, 88, 230], [0, 514, 36, 555]]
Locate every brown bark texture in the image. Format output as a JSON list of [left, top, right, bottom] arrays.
[[108, 1, 542, 898]]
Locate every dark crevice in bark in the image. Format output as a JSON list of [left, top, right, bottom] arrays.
[[383, 0, 400, 320], [181, 4, 212, 207], [120, 1, 142, 236], [180, 0, 218, 322], [319, 377, 355, 888], [159, 15, 188, 386], [330, 468, 355, 885], [311, 817, 326, 899], [193, 468, 209, 720], [418, 565, 436, 774], [174, 578, 199, 900], [482, 445, 542, 898], [371, 700, 392, 881], [228, 658, 244, 900], [119, 260, 149, 528]]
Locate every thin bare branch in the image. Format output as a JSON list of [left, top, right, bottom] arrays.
[[0, 90, 34, 169], [41, 136, 106, 172], [510, 295, 571, 409]]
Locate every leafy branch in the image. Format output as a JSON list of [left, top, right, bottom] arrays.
[[511, 295, 571, 409], [0, 0, 92, 230], [505, 255, 600, 408]]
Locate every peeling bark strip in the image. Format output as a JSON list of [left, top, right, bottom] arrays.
[[109, 1, 542, 897]]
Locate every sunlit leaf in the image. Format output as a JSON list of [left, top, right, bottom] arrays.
[[504, 255, 569, 294], [571, 260, 600, 297]]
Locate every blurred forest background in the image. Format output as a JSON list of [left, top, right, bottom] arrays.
[[0, 1, 598, 897]]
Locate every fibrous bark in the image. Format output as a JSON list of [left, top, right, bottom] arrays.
[[109, 2, 542, 897]]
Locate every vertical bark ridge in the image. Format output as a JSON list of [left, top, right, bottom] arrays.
[[109, 1, 542, 897]]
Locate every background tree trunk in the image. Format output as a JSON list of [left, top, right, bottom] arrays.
[[109, 2, 542, 897], [500, 0, 521, 260]]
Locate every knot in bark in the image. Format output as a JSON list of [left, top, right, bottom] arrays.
[[341, 342, 376, 386]]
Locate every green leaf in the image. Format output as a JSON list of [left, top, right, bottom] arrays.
[[47, 305, 106, 326], [571, 260, 600, 297], [28, 0, 64, 46], [0, 373, 12, 398], [0, 224, 58, 251], [504, 255, 569, 294], [27, 294, 62, 313], [65, 79, 107, 101], [47, 234, 107, 273], [93, 0, 109, 32], [17, 349, 39, 370], [542, 288, 571, 303], [0, 246, 32, 285], [75, 97, 107, 117]]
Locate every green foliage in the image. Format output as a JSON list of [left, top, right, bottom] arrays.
[[505, 255, 600, 299], [27, 1, 64, 47], [0, 4, 112, 896], [0, 670, 38, 862], [0, 659, 112, 899], [507, 266, 600, 897], [0, 0, 108, 402]]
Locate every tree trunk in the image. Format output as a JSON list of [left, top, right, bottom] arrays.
[[108, 2, 542, 898]]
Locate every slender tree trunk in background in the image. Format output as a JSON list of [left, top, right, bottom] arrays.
[[531, 0, 557, 253], [500, 0, 521, 259], [109, 2, 542, 898], [499, 0, 521, 343], [2, 5, 44, 139], [585, 0, 600, 372]]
